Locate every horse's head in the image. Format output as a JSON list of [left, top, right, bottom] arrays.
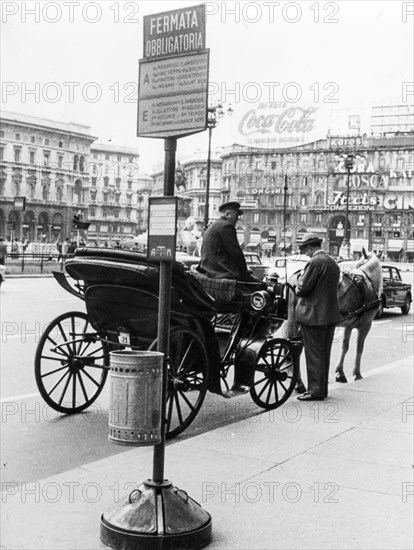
[[351, 249, 383, 295]]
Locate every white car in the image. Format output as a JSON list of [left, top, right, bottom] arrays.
[[265, 255, 309, 284]]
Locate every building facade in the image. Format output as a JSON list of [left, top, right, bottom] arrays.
[[0, 111, 148, 245], [221, 133, 414, 260], [0, 111, 96, 243]]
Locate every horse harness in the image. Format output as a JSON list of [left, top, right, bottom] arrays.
[[341, 271, 381, 320]]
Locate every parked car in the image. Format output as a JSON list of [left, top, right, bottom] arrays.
[[244, 252, 269, 281], [338, 260, 412, 317], [265, 255, 309, 285]]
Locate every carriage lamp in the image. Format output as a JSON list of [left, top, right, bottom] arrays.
[[251, 290, 270, 311]]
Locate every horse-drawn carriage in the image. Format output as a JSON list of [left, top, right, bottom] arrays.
[[35, 248, 301, 438]]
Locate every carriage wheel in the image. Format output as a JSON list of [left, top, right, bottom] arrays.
[[35, 311, 109, 414], [150, 328, 208, 439], [250, 338, 298, 410]]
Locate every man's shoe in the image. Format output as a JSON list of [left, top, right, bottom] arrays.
[[297, 392, 324, 401], [295, 383, 306, 394]]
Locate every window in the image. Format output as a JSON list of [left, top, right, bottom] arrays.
[[73, 155, 79, 171], [89, 209, 95, 217], [315, 213, 322, 224], [115, 195, 120, 204], [0, 148, 3, 161], [300, 195, 307, 207], [14, 147, 21, 162], [59, 141, 63, 148], [42, 186, 49, 200], [31, 136, 35, 143], [91, 192, 97, 202], [300, 213, 307, 223], [58, 155, 63, 168], [105, 154, 110, 160], [103, 194, 108, 203], [56, 187, 63, 201], [91, 177, 97, 186], [15, 133, 20, 141], [0, 130, 4, 138], [117, 154, 121, 161], [30, 151, 35, 164], [43, 152, 50, 166], [104, 176, 109, 187], [127, 180, 132, 190], [45, 138, 49, 146]]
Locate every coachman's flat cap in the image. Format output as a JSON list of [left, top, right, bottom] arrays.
[[219, 201, 244, 214], [299, 232, 323, 248]]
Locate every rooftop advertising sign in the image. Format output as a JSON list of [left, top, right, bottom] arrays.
[[235, 102, 329, 149]]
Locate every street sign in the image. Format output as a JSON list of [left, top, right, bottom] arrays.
[[138, 51, 209, 138], [143, 4, 206, 60], [14, 197, 26, 211], [138, 4, 209, 139], [147, 197, 177, 261]]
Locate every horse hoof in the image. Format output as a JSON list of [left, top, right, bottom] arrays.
[[354, 374, 363, 381], [335, 373, 348, 383]]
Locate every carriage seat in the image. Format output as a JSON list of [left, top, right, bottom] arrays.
[[189, 271, 265, 313]]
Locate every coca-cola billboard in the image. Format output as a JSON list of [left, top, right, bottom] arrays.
[[236, 102, 328, 148]]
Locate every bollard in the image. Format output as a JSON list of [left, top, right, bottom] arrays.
[[109, 350, 163, 446]]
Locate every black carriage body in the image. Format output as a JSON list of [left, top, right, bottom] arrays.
[[36, 247, 299, 438]]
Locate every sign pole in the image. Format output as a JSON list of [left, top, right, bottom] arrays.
[[153, 136, 176, 484], [101, 5, 212, 549]]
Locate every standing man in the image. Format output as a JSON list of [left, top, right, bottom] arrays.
[[197, 201, 261, 282], [0, 238, 7, 265], [295, 233, 340, 401]]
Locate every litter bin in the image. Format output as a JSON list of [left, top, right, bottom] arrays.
[[108, 350, 164, 446]]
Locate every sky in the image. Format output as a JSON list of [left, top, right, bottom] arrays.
[[1, 0, 413, 174]]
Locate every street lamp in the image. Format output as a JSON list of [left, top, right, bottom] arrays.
[[343, 153, 354, 259], [204, 102, 233, 230]]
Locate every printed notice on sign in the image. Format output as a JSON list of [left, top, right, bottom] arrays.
[[138, 93, 207, 137], [139, 52, 208, 98], [147, 197, 177, 261], [143, 4, 206, 60]]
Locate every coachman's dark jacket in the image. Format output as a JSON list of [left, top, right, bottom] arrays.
[[198, 218, 252, 281]]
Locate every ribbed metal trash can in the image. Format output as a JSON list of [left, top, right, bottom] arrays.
[[109, 350, 164, 446]]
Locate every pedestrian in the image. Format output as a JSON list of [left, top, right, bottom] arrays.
[[294, 233, 340, 401], [56, 240, 62, 262], [62, 238, 70, 261], [11, 238, 20, 259], [68, 241, 77, 254], [197, 201, 262, 283], [0, 238, 7, 265]]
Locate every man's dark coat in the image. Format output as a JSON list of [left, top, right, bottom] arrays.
[[198, 218, 250, 281], [296, 250, 340, 325]]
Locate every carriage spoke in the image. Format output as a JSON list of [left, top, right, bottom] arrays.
[[173, 392, 184, 425], [58, 371, 73, 406], [40, 364, 68, 378], [76, 370, 89, 403], [79, 367, 102, 387], [177, 390, 196, 412], [47, 369, 71, 395], [257, 378, 271, 399]]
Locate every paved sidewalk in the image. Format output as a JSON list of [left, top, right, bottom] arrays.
[[1, 356, 413, 550]]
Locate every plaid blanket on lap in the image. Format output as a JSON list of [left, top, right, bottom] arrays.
[[190, 272, 237, 303]]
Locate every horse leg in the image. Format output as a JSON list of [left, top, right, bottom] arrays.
[[353, 321, 372, 380], [335, 326, 352, 383]]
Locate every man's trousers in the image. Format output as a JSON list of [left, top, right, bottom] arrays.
[[301, 324, 336, 397]]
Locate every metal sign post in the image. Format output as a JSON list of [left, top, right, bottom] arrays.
[[100, 5, 212, 550]]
